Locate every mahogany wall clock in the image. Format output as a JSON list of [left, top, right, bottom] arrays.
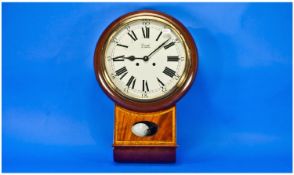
[[94, 10, 198, 162]]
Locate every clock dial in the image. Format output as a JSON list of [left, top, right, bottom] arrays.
[[104, 19, 187, 101]]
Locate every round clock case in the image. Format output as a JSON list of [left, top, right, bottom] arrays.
[[94, 10, 198, 112]]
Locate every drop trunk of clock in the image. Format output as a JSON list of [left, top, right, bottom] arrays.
[[94, 10, 198, 163], [113, 105, 176, 162]]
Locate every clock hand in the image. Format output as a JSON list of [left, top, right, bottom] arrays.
[[147, 38, 170, 58], [124, 55, 144, 61], [118, 39, 170, 62]]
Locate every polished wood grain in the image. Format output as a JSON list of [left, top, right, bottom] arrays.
[[113, 105, 176, 146], [94, 10, 198, 112]]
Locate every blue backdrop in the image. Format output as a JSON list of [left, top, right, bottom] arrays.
[[2, 2, 292, 173]]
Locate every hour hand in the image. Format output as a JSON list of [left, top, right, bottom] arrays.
[[112, 55, 142, 62], [125, 55, 142, 61]]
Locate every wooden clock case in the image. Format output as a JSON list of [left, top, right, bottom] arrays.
[[94, 10, 198, 162]]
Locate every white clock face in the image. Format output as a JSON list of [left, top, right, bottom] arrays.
[[104, 18, 187, 101]]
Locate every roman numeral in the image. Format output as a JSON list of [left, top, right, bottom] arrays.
[[113, 55, 125, 61], [142, 80, 149, 92], [167, 56, 179, 62], [157, 77, 167, 92], [117, 44, 128, 48], [120, 72, 128, 80], [115, 67, 128, 80], [164, 42, 175, 49], [156, 31, 162, 41], [128, 30, 138, 41], [142, 26, 150, 38], [157, 77, 165, 87], [163, 67, 176, 78], [126, 76, 136, 89], [115, 66, 127, 76]]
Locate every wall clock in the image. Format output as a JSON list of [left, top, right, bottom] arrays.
[[94, 10, 198, 162]]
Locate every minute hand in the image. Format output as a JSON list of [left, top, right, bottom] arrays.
[[147, 38, 170, 58]]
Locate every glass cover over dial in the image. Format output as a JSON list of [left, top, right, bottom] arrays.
[[104, 18, 187, 101]]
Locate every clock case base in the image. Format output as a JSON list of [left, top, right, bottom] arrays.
[[114, 146, 176, 163], [113, 105, 177, 163]]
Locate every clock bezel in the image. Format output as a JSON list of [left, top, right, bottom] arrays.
[[94, 10, 198, 112]]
